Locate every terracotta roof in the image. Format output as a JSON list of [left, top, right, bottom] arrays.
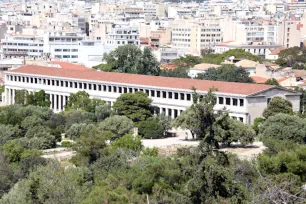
[[251, 76, 268, 84], [216, 41, 234, 46], [7, 65, 275, 96], [192, 63, 220, 70], [269, 47, 285, 55], [49, 61, 90, 71], [292, 70, 306, 78]]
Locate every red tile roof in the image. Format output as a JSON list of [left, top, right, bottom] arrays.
[[251, 76, 268, 84], [8, 65, 274, 95], [50, 61, 90, 71]]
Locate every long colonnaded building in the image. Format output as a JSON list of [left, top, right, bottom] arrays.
[[3, 64, 301, 124]]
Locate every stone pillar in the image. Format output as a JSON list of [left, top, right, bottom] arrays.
[[12, 89, 15, 104], [63, 95, 66, 111], [58, 95, 62, 111], [49, 94, 52, 109]]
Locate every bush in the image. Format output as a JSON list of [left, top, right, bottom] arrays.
[[261, 113, 306, 144], [110, 134, 142, 151], [137, 118, 165, 139], [61, 141, 73, 148]]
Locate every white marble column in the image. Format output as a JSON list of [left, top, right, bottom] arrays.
[[59, 95, 62, 111], [63, 95, 66, 111], [12, 89, 15, 104]]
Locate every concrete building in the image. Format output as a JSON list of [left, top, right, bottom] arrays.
[[1, 34, 44, 58], [172, 19, 223, 55], [4, 65, 300, 124], [105, 25, 139, 48]]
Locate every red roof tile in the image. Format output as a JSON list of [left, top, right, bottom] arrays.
[[251, 76, 268, 84], [49, 61, 90, 71], [8, 65, 274, 96]]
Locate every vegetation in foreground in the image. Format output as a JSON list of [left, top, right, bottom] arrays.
[[0, 88, 305, 203]]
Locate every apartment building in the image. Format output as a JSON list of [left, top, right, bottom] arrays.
[[105, 25, 139, 48], [4, 65, 300, 124], [1, 34, 44, 58], [150, 28, 171, 48], [172, 19, 223, 55], [43, 31, 86, 62], [215, 41, 282, 58]]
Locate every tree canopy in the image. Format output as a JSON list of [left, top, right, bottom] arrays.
[[196, 64, 254, 83], [65, 91, 105, 113], [265, 78, 279, 86], [94, 45, 160, 76], [275, 46, 306, 68], [201, 49, 262, 65], [113, 91, 153, 123], [262, 96, 293, 118]]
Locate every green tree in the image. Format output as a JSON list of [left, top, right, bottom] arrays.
[[173, 55, 202, 68], [99, 115, 134, 140], [159, 67, 190, 78], [265, 78, 279, 86], [262, 96, 293, 118], [0, 124, 19, 145], [14, 90, 27, 105], [110, 134, 142, 151], [73, 128, 111, 164], [174, 89, 220, 148], [214, 114, 255, 146], [113, 91, 153, 123], [138, 117, 165, 139], [275, 46, 306, 67], [95, 104, 113, 121], [261, 113, 306, 144], [65, 91, 105, 113], [0, 162, 89, 204], [196, 64, 254, 83], [96, 44, 159, 75], [202, 49, 262, 64], [26, 90, 51, 107], [65, 123, 95, 139]]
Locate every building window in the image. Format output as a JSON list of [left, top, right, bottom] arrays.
[[239, 117, 244, 122], [168, 92, 173, 99], [74, 82, 78, 88], [180, 93, 185, 100], [98, 85, 101, 91], [187, 94, 191, 101], [240, 99, 244, 106], [226, 98, 231, 105], [134, 88, 138, 92], [157, 91, 160, 97], [84, 83, 87, 89], [232, 116, 237, 120], [267, 98, 271, 104], [89, 84, 92, 90], [119, 87, 122, 93], [145, 90, 149, 96], [70, 82, 73, 88], [65, 81, 68, 87], [151, 90, 155, 97], [219, 97, 224, 104], [113, 86, 117, 92], [129, 88, 133, 93], [79, 83, 82, 89], [103, 85, 107, 91], [233, 98, 238, 106], [60, 81, 63, 87], [108, 86, 112, 92], [162, 91, 167, 98], [174, 93, 178, 99], [124, 87, 127, 93]]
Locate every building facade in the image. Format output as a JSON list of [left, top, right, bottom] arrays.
[[4, 65, 300, 124]]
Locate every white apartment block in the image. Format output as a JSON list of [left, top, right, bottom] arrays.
[[105, 25, 139, 47], [43, 31, 86, 63], [172, 20, 223, 55], [4, 65, 300, 124], [1, 34, 44, 58]]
